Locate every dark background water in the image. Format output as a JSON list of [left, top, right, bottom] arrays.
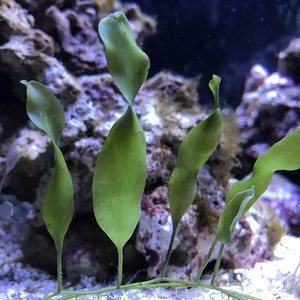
[[124, 0, 300, 107]]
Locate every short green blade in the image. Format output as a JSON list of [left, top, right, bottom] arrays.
[[43, 143, 74, 251], [209, 74, 221, 108], [215, 188, 255, 245], [99, 11, 150, 105]]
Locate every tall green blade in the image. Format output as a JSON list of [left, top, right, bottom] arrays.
[[168, 75, 223, 229], [94, 11, 149, 286], [21, 80, 74, 292], [216, 127, 300, 244], [161, 76, 223, 277], [99, 11, 150, 105]]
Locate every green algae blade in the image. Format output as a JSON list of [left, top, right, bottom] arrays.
[[209, 74, 221, 108], [168, 75, 223, 229], [42, 142, 74, 251], [99, 11, 150, 105], [162, 75, 223, 278], [217, 127, 300, 245], [215, 187, 255, 246], [21, 80, 74, 291], [92, 107, 147, 286], [21, 80, 65, 145], [93, 107, 146, 249]]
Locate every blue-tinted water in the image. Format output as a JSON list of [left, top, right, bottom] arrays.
[[125, 0, 300, 106]]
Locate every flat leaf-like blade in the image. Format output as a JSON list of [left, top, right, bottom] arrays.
[[93, 107, 147, 249], [217, 127, 300, 244], [43, 143, 74, 250], [22, 80, 74, 252], [209, 75, 221, 108], [168, 75, 223, 229], [99, 12, 150, 105], [215, 188, 254, 244], [21, 80, 65, 145], [168, 108, 223, 228]]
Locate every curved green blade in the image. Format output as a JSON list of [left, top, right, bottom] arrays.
[[93, 107, 147, 249], [216, 127, 300, 244], [215, 188, 255, 245], [99, 11, 150, 105], [168, 75, 223, 229], [21, 80, 65, 145]]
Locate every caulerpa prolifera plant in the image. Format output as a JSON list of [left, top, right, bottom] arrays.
[[21, 80, 74, 294], [21, 11, 300, 300], [92, 11, 149, 288], [161, 74, 223, 277]]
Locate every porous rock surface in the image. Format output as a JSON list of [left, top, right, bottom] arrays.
[[0, 0, 298, 296]]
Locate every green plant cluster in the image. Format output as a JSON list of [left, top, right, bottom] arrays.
[[21, 12, 300, 300]]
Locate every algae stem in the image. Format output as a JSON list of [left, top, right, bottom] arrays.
[[211, 243, 224, 285], [48, 277, 261, 300], [117, 247, 123, 287], [57, 248, 62, 293], [195, 238, 218, 282], [160, 226, 177, 278]]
